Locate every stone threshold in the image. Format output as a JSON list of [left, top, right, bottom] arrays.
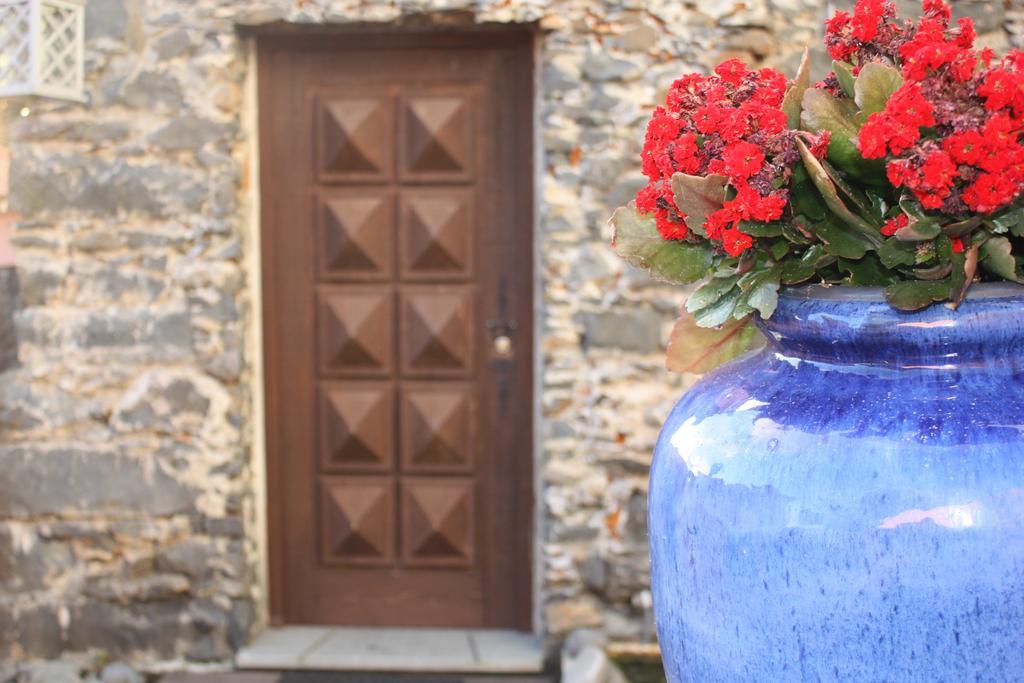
[[236, 627, 545, 674]]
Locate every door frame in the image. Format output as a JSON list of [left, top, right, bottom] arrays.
[[252, 27, 538, 630]]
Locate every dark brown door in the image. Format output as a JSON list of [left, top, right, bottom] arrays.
[[257, 32, 534, 628]]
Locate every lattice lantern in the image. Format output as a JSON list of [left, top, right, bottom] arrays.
[[0, 0, 84, 101]]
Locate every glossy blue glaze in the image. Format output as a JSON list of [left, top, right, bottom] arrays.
[[649, 284, 1024, 683]]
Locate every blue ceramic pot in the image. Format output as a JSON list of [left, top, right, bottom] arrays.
[[650, 283, 1024, 682]]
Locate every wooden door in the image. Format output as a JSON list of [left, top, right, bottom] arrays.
[[257, 32, 534, 628]]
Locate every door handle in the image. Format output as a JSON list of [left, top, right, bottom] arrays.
[[487, 319, 516, 359]]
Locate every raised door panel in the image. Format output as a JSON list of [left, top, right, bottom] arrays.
[[317, 190, 396, 281], [399, 92, 476, 183], [317, 94, 395, 183]]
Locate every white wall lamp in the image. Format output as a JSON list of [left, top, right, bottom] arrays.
[[0, 0, 84, 102]]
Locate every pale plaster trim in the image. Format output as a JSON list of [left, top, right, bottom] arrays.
[[241, 36, 271, 633], [531, 31, 546, 639]]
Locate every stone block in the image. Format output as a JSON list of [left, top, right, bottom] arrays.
[[63, 600, 190, 658], [85, 0, 131, 41], [0, 267, 18, 372], [148, 117, 236, 153], [153, 29, 192, 60], [156, 538, 217, 579], [75, 308, 193, 357], [545, 595, 605, 635], [101, 662, 144, 683], [111, 369, 229, 439], [0, 525, 75, 592], [582, 53, 642, 82], [9, 156, 205, 219], [118, 71, 185, 111], [0, 603, 63, 659], [0, 446, 198, 517], [581, 309, 664, 353]]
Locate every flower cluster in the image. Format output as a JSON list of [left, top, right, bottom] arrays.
[[847, 0, 1024, 214], [615, 0, 1024, 341], [635, 60, 826, 256], [823, 0, 908, 64]]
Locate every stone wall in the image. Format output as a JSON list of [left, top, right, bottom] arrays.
[[0, 0, 1017, 673]]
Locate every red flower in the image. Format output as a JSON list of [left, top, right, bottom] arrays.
[[922, 0, 952, 23], [886, 159, 916, 187], [886, 121, 924, 155], [738, 186, 788, 222], [809, 130, 832, 158], [671, 133, 701, 174], [704, 206, 739, 240], [825, 10, 850, 36], [918, 191, 945, 209], [721, 226, 754, 257], [978, 69, 1018, 111], [721, 141, 765, 181], [654, 184, 689, 240], [851, 0, 886, 42], [952, 237, 966, 254], [921, 150, 957, 190], [715, 59, 748, 87], [881, 213, 909, 236], [942, 131, 984, 165], [748, 104, 787, 134], [634, 61, 797, 252], [693, 106, 718, 135], [956, 17, 975, 49], [889, 84, 935, 128], [635, 184, 659, 214], [858, 117, 890, 159], [963, 172, 1020, 213], [716, 109, 750, 143]]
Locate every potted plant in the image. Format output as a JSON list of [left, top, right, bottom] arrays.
[[611, 0, 1024, 680]]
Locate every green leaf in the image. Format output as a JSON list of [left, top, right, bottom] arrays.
[[865, 191, 889, 221], [953, 242, 980, 307], [738, 220, 783, 237], [666, 312, 767, 373], [913, 262, 953, 280], [987, 204, 1024, 235], [914, 241, 937, 265], [832, 60, 857, 98], [948, 246, 967, 300], [797, 139, 882, 243], [692, 287, 742, 327], [853, 62, 903, 117], [941, 215, 982, 237], [769, 239, 791, 261], [671, 173, 728, 236], [898, 193, 928, 220], [877, 236, 918, 268], [838, 254, 897, 285], [884, 279, 951, 311], [801, 88, 884, 181], [782, 48, 811, 129], [782, 217, 816, 244], [686, 275, 739, 313], [790, 182, 828, 222], [980, 236, 1023, 282], [738, 267, 782, 318], [781, 244, 832, 284], [894, 217, 941, 241], [821, 158, 882, 227], [813, 218, 874, 259], [610, 202, 713, 283]]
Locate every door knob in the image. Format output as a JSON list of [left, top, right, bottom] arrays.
[[493, 334, 513, 357]]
